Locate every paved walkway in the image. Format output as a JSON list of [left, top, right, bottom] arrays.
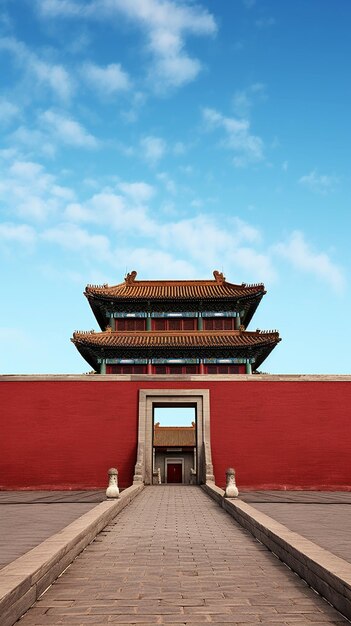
[[19, 486, 348, 625], [240, 491, 351, 564], [0, 491, 104, 569]]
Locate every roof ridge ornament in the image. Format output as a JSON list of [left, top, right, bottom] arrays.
[[125, 270, 137, 284], [213, 270, 226, 284]]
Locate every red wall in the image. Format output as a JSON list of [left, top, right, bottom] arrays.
[[0, 381, 139, 490], [208, 381, 351, 490], [1, 379, 350, 490]]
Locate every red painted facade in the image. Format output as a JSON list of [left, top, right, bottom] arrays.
[[1, 378, 350, 491]]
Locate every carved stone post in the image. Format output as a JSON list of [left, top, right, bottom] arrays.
[[106, 467, 120, 499], [225, 467, 239, 498]]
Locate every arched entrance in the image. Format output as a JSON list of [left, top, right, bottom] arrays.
[[153, 406, 196, 485]]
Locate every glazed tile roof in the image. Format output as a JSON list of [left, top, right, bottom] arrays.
[[85, 270, 265, 301], [72, 329, 280, 349], [154, 425, 196, 447]]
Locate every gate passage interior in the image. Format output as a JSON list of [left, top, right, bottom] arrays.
[[153, 405, 196, 485]]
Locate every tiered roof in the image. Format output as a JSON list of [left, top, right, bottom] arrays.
[[73, 270, 280, 372], [85, 270, 266, 328]]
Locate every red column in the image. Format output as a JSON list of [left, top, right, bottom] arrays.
[[147, 361, 153, 374], [199, 360, 205, 374]]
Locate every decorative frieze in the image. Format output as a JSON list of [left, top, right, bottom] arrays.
[[203, 358, 255, 364]]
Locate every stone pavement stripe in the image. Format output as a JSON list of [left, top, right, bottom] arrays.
[[0, 484, 143, 626], [0, 503, 96, 569], [0, 490, 106, 569], [203, 483, 351, 622], [240, 491, 351, 505], [16, 486, 350, 625], [247, 502, 351, 563], [0, 490, 105, 504]]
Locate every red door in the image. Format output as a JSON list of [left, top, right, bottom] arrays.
[[167, 463, 182, 483]]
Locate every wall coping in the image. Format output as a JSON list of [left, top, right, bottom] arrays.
[[1, 374, 351, 382]]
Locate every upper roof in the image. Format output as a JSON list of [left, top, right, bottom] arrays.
[[154, 423, 196, 447], [85, 270, 265, 301]]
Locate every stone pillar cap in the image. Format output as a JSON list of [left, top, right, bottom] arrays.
[[226, 467, 235, 474], [108, 467, 118, 475]]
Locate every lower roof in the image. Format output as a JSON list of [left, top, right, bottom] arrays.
[[71, 329, 281, 371], [72, 329, 279, 348]]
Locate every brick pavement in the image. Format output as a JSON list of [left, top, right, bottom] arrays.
[[240, 491, 351, 564], [0, 491, 104, 569], [18, 486, 349, 625]]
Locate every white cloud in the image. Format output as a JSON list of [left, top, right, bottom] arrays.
[[232, 90, 251, 117], [116, 248, 196, 279], [157, 172, 176, 194], [274, 231, 345, 293], [64, 191, 156, 236], [155, 214, 274, 280], [0, 148, 18, 161], [203, 107, 264, 166], [82, 62, 131, 95], [299, 170, 338, 194], [9, 160, 44, 179], [230, 247, 275, 281], [42, 223, 112, 259], [60, 185, 276, 281], [40, 110, 98, 148], [0, 158, 75, 221], [0, 98, 20, 124], [232, 217, 261, 243], [32, 58, 73, 101], [233, 83, 266, 116], [150, 53, 201, 90], [118, 181, 155, 203], [36, 0, 83, 17], [121, 91, 147, 123], [0, 36, 73, 101], [0, 222, 37, 246], [37, 0, 217, 91], [11, 126, 56, 157], [117, 0, 216, 90], [52, 185, 76, 201], [140, 135, 166, 165]]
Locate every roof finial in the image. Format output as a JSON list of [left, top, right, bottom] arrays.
[[213, 270, 226, 284], [124, 270, 137, 284]]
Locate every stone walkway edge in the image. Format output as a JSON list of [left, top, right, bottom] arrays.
[[202, 482, 351, 621], [0, 484, 144, 626]]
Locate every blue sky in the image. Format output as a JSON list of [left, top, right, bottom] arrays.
[[0, 0, 350, 375], [154, 407, 195, 427]]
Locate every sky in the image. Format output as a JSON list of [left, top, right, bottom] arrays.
[[0, 0, 350, 375], [154, 407, 195, 427]]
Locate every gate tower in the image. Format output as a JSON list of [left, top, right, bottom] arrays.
[[72, 270, 280, 374]]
